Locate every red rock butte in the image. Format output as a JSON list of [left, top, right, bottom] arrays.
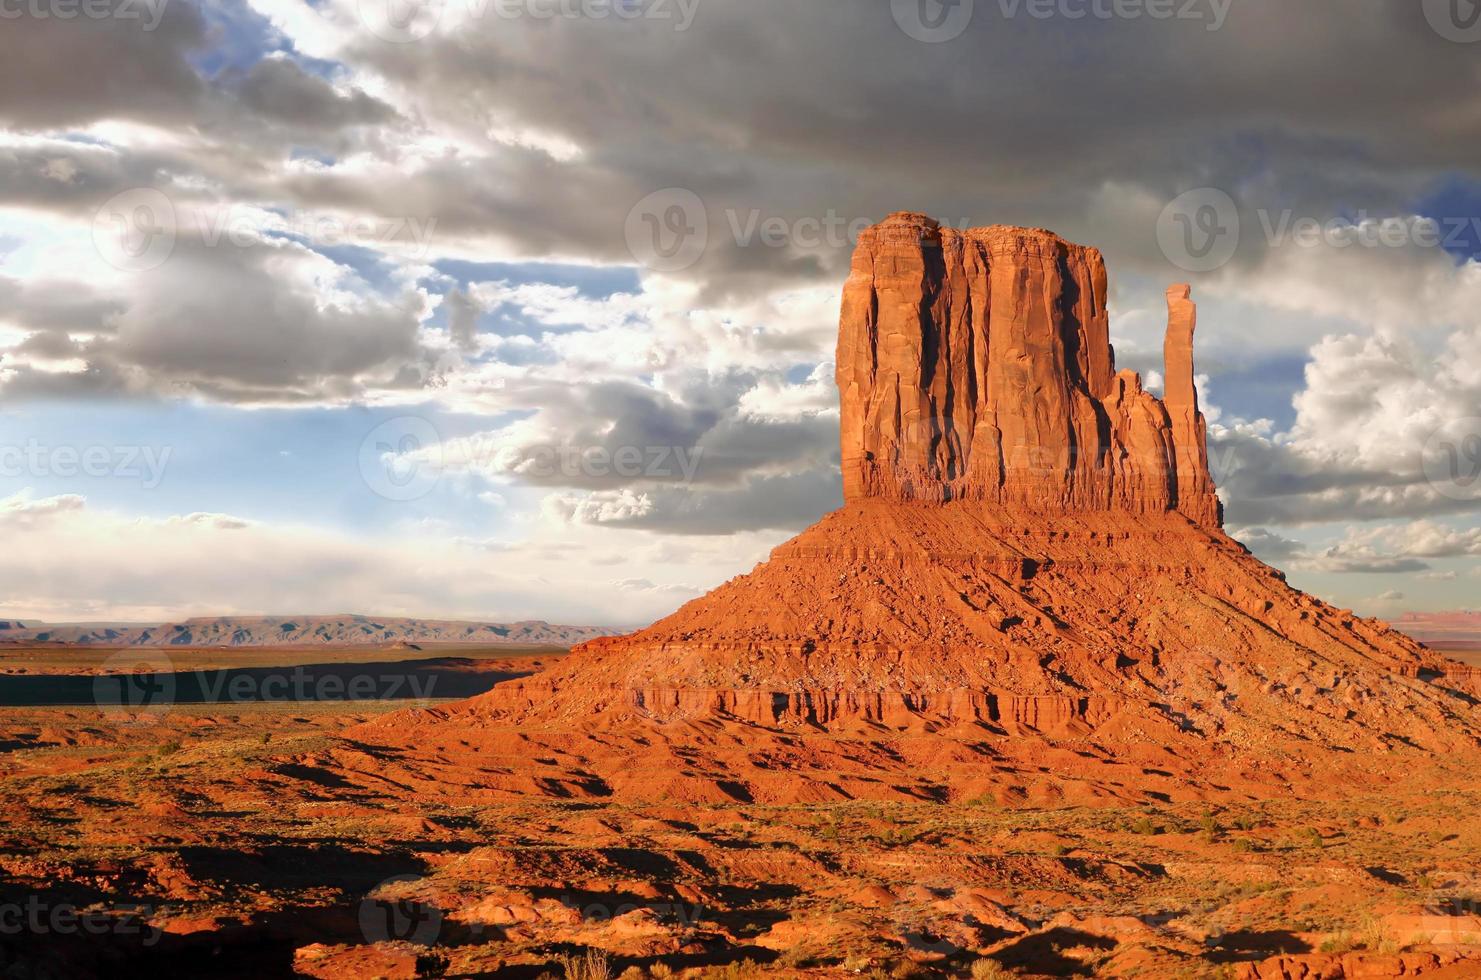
[[355, 214, 1480, 807], [839, 215, 1218, 528]]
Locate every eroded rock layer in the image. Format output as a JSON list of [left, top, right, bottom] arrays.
[[360, 216, 1480, 805]]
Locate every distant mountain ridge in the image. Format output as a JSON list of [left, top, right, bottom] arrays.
[[1394, 611, 1481, 646], [0, 616, 617, 648]]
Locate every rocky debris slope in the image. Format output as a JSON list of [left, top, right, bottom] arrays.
[[358, 214, 1480, 805]]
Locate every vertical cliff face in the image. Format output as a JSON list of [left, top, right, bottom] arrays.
[[836, 212, 1221, 526]]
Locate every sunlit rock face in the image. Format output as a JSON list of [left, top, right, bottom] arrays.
[[837, 212, 1219, 526]]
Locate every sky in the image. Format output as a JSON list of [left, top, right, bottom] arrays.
[[1, 0, 1480, 626]]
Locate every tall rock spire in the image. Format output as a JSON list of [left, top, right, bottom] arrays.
[[1163, 284, 1221, 527], [836, 212, 1220, 526]]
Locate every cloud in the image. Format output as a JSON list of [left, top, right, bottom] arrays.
[[1236, 520, 1481, 576], [0, 490, 85, 527], [0, 490, 770, 625], [0, 0, 207, 130], [165, 512, 253, 530], [231, 57, 395, 131], [2, 231, 429, 403], [1213, 303, 1481, 527]]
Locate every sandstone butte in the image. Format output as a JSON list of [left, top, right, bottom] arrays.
[[354, 213, 1481, 807]]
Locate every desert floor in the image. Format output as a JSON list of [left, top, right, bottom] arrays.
[[0, 648, 1478, 979]]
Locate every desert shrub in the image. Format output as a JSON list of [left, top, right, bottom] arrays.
[[647, 965, 674, 980], [156, 740, 183, 757], [777, 946, 811, 969], [1230, 837, 1255, 853], [890, 961, 925, 978], [1199, 810, 1221, 841], [557, 948, 612, 980], [616, 968, 647, 980], [415, 951, 449, 977], [1129, 816, 1159, 835], [695, 960, 765, 979], [970, 959, 1012, 979], [1358, 914, 1400, 954]]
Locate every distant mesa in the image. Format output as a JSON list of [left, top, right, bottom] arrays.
[[1393, 610, 1481, 648], [344, 213, 1479, 806], [0, 616, 615, 649]]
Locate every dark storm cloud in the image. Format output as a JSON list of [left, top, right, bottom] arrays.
[[556, 466, 844, 536], [1, 235, 425, 403], [232, 58, 395, 130], [0, 142, 178, 213], [328, 0, 1481, 291], [465, 372, 838, 491], [1212, 426, 1481, 529], [106, 238, 423, 400], [0, 0, 208, 129], [0, 275, 123, 333]]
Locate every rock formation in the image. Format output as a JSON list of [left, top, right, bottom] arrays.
[[357, 214, 1480, 807], [838, 215, 1220, 525]]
